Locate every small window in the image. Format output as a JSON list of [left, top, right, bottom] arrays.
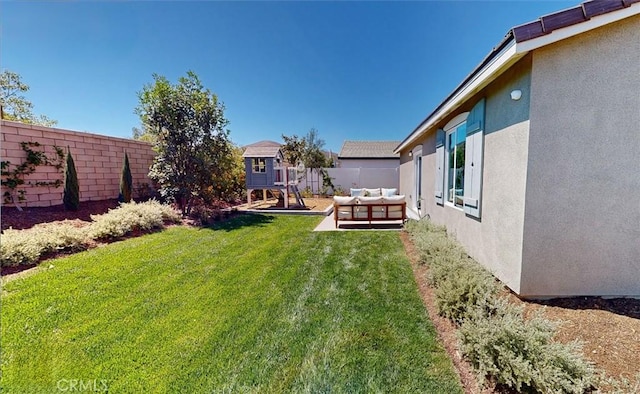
[[252, 158, 266, 173], [446, 122, 466, 207]]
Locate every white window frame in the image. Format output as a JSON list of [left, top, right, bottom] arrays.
[[443, 112, 469, 210], [252, 158, 266, 173], [412, 145, 423, 213]]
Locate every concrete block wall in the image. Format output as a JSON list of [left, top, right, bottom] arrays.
[[1, 120, 155, 207]]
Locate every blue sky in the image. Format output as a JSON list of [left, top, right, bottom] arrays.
[[2, 1, 577, 152]]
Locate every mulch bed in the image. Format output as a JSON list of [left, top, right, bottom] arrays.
[[1, 199, 120, 231]]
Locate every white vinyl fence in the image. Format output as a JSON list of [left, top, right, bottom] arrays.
[[298, 167, 399, 195]]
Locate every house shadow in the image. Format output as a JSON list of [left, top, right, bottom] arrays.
[[204, 213, 275, 232], [530, 296, 640, 320]]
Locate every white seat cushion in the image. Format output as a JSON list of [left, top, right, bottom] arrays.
[[363, 188, 381, 197], [381, 188, 397, 197], [382, 195, 405, 204], [334, 196, 357, 205], [357, 196, 383, 205]]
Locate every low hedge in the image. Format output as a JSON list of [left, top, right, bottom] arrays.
[[0, 221, 89, 267], [89, 200, 181, 240], [1, 200, 181, 267], [406, 219, 595, 393]]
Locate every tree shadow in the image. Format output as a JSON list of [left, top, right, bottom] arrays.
[[204, 213, 275, 232], [530, 296, 640, 320]]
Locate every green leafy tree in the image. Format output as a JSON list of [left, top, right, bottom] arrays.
[[282, 128, 329, 193], [135, 71, 233, 215], [131, 126, 156, 143], [63, 148, 80, 211], [0, 70, 57, 127], [119, 152, 133, 203], [281, 134, 307, 166], [212, 144, 246, 203]]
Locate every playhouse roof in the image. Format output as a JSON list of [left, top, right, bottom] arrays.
[[242, 145, 282, 158]]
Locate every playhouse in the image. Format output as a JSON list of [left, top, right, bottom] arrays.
[[242, 143, 305, 208]]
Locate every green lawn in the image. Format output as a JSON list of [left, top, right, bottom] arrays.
[[1, 215, 462, 393]]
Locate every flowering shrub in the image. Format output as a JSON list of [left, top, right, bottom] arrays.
[[88, 200, 181, 240], [1, 221, 88, 266]]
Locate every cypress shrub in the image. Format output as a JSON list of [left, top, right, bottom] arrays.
[[63, 148, 80, 211], [118, 152, 133, 203]]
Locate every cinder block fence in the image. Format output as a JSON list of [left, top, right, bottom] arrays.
[[1, 120, 155, 207]]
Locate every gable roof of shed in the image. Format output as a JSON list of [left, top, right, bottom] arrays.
[[395, 0, 640, 153], [339, 140, 401, 159]]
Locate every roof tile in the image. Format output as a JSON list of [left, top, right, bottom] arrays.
[[541, 6, 587, 32], [242, 146, 281, 158], [339, 140, 400, 159], [583, 0, 625, 18]]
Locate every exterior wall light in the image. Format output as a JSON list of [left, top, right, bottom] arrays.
[[511, 89, 522, 101]]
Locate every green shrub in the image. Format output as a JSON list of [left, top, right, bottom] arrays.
[[597, 373, 640, 394], [406, 218, 595, 393], [0, 201, 179, 267], [406, 219, 500, 322], [89, 200, 181, 240], [1, 221, 89, 267], [118, 152, 133, 203], [63, 149, 80, 211], [434, 266, 499, 324], [458, 302, 595, 393]]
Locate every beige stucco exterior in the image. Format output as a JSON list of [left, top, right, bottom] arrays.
[[399, 14, 640, 298], [522, 15, 640, 297], [400, 57, 533, 293]]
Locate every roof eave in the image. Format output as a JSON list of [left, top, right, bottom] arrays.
[[395, 35, 519, 153], [395, 2, 640, 155]]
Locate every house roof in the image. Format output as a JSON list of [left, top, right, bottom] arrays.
[[339, 140, 401, 159], [395, 0, 640, 153], [242, 145, 282, 158]]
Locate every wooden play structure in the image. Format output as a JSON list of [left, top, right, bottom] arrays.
[[242, 143, 305, 209]]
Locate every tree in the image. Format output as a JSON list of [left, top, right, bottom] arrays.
[[282, 128, 329, 193], [281, 134, 307, 166], [304, 128, 328, 170], [213, 144, 246, 203], [135, 71, 233, 215], [131, 126, 156, 143], [63, 148, 79, 211], [119, 152, 133, 203], [0, 70, 57, 127]]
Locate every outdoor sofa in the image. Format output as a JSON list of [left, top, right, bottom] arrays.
[[333, 188, 406, 228]]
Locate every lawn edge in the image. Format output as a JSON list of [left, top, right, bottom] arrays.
[[399, 231, 493, 394]]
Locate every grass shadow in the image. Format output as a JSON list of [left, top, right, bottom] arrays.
[[205, 213, 275, 232]]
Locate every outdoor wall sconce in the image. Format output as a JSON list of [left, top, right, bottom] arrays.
[[409, 151, 413, 157], [511, 89, 522, 101]]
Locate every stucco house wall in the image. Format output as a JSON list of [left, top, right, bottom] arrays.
[[401, 57, 533, 293], [398, 8, 640, 298], [521, 15, 640, 297]]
